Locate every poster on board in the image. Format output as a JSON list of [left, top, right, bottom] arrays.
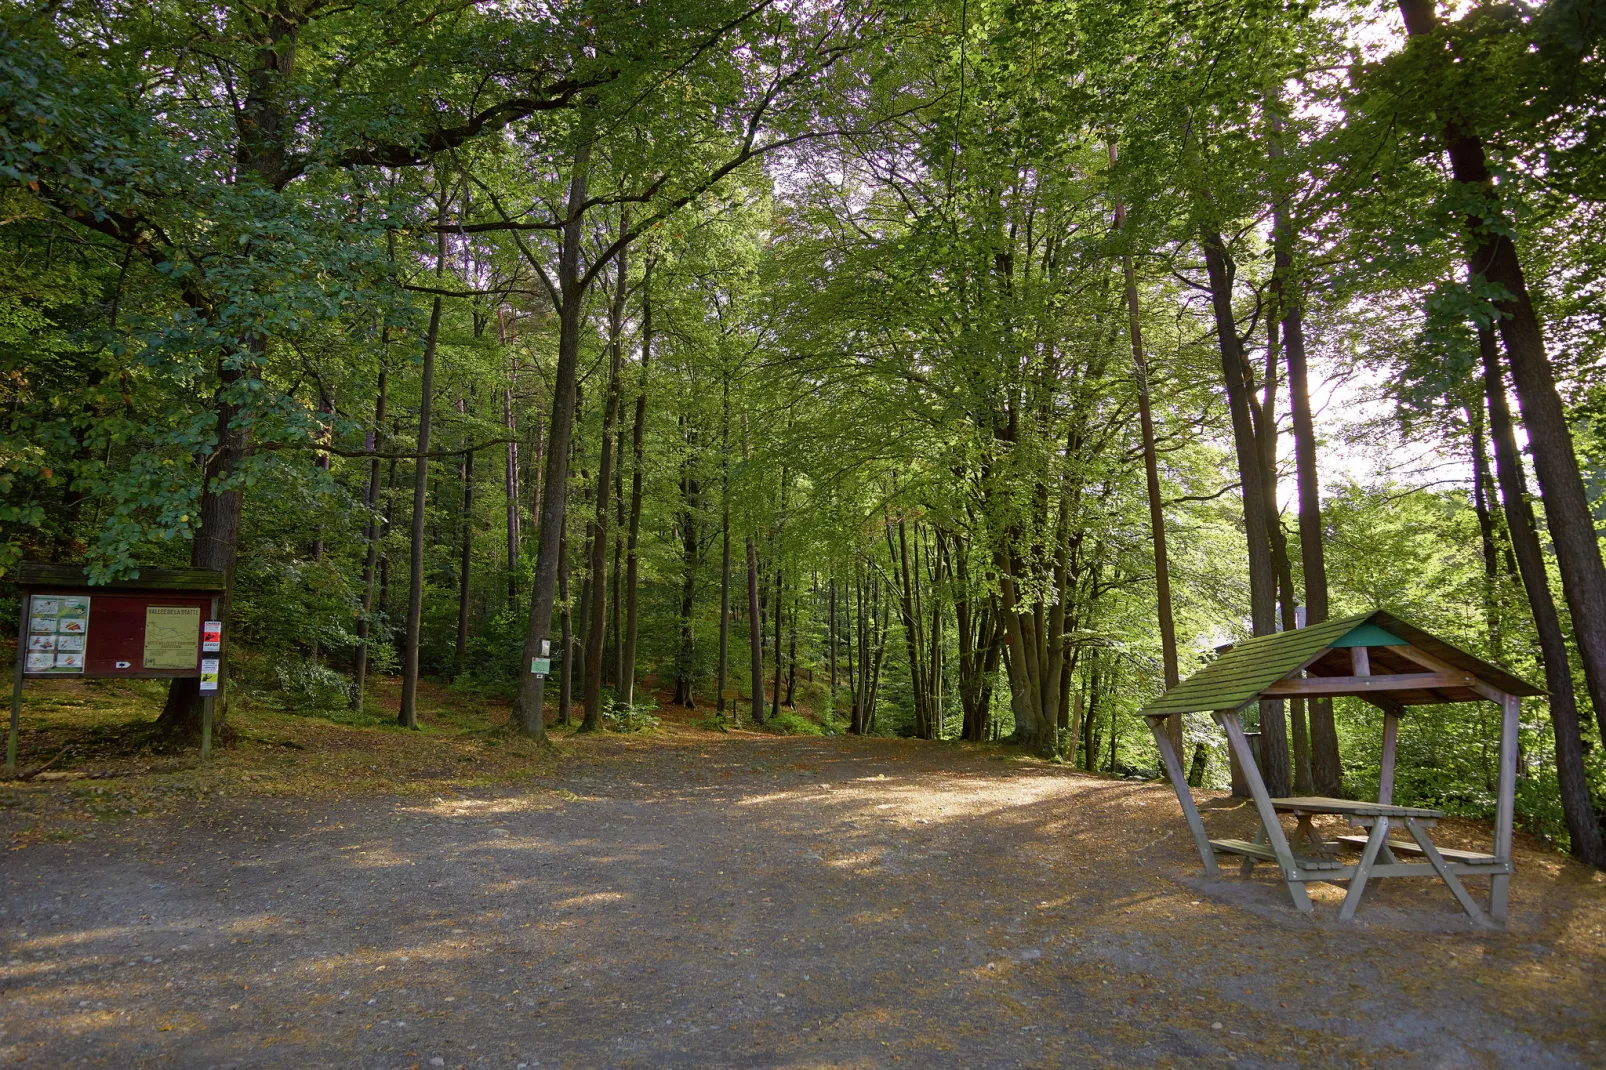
[[143, 606, 201, 670], [25, 594, 90, 673]]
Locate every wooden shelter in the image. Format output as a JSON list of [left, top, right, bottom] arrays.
[[1141, 610, 1543, 927]]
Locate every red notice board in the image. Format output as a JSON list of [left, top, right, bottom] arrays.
[[17, 564, 224, 680]]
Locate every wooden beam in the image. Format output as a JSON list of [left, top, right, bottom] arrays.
[[1144, 715, 1218, 876], [1383, 645, 1505, 704], [1378, 709, 1399, 805], [1262, 672, 1469, 696], [1351, 645, 1370, 676]]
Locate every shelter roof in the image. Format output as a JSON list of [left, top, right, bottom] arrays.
[[1139, 610, 1541, 716]]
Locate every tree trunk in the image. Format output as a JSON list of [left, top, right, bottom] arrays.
[[1481, 327, 1606, 867], [582, 245, 627, 731], [1283, 252, 1341, 797], [515, 126, 593, 739], [747, 536, 765, 725], [1112, 145, 1181, 755], [828, 575, 838, 729], [157, 354, 251, 742], [352, 362, 388, 711], [398, 236, 445, 730], [1467, 398, 1504, 655], [558, 513, 573, 727], [675, 418, 699, 709], [622, 258, 653, 708], [499, 312, 520, 604], [1398, 0, 1606, 749], [716, 380, 732, 721], [1201, 227, 1281, 796], [771, 566, 784, 722], [453, 393, 475, 679]]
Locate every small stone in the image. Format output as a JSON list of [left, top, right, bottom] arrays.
[[430, 1059, 445, 1067], [1211, 1022, 1223, 1031], [489, 829, 510, 838]]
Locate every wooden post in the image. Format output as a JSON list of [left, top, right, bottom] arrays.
[[1350, 645, 1370, 676], [1378, 710, 1399, 805], [1491, 692, 1519, 922], [6, 593, 25, 774], [1146, 714, 1218, 876], [1217, 709, 1312, 912]]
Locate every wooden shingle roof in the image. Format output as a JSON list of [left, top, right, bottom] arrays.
[[1140, 610, 1541, 717]]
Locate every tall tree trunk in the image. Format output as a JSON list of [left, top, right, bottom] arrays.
[[622, 259, 653, 708], [1282, 243, 1341, 797], [785, 588, 798, 708], [716, 378, 732, 721], [499, 312, 520, 604], [1111, 144, 1181, 755], [352, 361, 388, 711], [1398, 0, 1606, 747], [454, 394, 475, 679], [828, 575, 838, 728], [379, 449, 396, 621], [157, 353, 252, 741], [399, 220, 447, 730], [771, 566, 784, 722], [892, 517, 928, 738], [747, 536, 765, 725], [611, 427, 624, 689], [1468, 398, 1504, 656], [516, 126, 593, 738], [1482, 326, 1606, 867], [159, 19, 296, 742], [675, 418, 699, 709], [582, 243, 627, 731], [558, 513, 573, 726], [1201, 227, 1283, 796]]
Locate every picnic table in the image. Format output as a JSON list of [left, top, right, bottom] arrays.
[[1210, 796, 1510, 924]]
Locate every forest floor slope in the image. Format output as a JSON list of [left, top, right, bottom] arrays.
[[2, 681, 1604, 1067]]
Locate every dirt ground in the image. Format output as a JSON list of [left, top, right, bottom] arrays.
[[3, 684, 1605, 1068]]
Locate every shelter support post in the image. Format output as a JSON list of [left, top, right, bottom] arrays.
[[7, 593, 27, 775], [1491, 693, 1519, 923], [1146, 714, 1218, 876], [1377, 709, 1399, 806], [1216, 709, 1312, 913]]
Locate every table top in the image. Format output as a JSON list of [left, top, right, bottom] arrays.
[[1271, 796, 1444, 819]]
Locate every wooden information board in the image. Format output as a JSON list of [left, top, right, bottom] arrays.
[[9, 563, 227, 770]]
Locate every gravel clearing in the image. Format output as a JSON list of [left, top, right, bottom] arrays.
[[3, 727, 1604, 1067]]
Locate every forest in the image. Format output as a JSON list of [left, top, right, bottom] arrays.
[[2, 0, 1604, 869]]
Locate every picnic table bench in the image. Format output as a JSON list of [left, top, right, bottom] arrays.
[[1211, 796, 1511, 924]]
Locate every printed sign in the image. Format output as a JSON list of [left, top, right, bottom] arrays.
[[199, 658, 220, 693], [202, 620, 222, 652], [143, 606, 201, 670], [539, 639, 551, 657], [24, 594, 90, 673], [530, 657, 552, 675]]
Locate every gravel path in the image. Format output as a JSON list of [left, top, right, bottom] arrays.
[[3, 730, 1603, 1067]]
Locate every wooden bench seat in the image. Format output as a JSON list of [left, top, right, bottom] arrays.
[[1209, 838, 1348, 871], [1334, 834, 1496, 865]]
